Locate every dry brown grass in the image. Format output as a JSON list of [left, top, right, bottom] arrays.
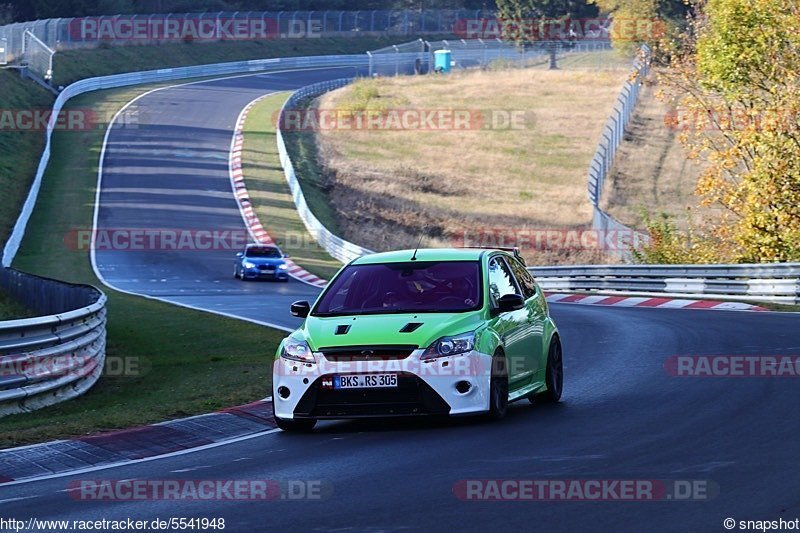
[[313, 65, 632, 265], [601, 72, 707, 229]]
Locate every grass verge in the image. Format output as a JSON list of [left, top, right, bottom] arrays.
[[242, 92, 343, 280], [751, 301, 800, 313], [0, 70, 56, 249], [0, 291, 31, 321], [1, 83, 286, 449], [312, 62, 632, 264]]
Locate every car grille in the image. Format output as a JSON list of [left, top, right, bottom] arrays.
[[293, 372, 450, 418], [257, 264, 275, 271], [319, 345, 416, 362]]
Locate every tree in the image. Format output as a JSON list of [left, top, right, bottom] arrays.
[[495, 0, 598, 47], [589, 0, 688, 53], [648, 0, 800, 262]]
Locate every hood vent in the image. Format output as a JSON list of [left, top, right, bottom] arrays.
[[335, 324, 351, 335], [399, 322, 423, 333]]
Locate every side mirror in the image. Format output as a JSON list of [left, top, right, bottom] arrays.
[[236, 252, 243, 258], [283, 253, 289, 258], [290, 300, 311, 318], [497, 293, 525, 313]]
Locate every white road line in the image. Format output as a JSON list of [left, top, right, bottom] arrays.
[[0, 496, 40, 504]]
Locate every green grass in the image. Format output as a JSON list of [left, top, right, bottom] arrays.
[[0, 84, 286, 448], [0, 291, 31, 320], [751, 301, 800, 313], [281, 95, 343, 235], [241, 92, 343, 280], [0, 70, 56, 249]]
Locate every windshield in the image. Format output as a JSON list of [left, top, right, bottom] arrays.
[[245, 247, 282, 258], [313, 261, 481, 316]]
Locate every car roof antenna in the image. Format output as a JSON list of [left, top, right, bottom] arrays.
[[410, 229, 425, 261]]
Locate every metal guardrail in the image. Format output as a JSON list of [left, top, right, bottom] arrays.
[[0, 268, 106, 416], [277, 78, 376, 264], [528, 263, 800, 304]]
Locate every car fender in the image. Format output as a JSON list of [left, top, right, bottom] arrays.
[[542, 317, 559, 361], [475, 325, 502, 357]]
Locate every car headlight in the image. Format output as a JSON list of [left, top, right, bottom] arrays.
[[243, 261, 256, 269], [421, 332, 475, 360], [281, 339, 315, 363], [278, 264, 288, 270]]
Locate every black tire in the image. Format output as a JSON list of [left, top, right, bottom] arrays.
[[488, 351, 509, 420], [275, 416, 317, 432], [532, 336, 563, 403]]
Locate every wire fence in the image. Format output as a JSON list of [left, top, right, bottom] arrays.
[[368, 37, 614, 76], [0, 9, 492, 64], [22, 30, 55, 81], [587, 44, 652, 258]]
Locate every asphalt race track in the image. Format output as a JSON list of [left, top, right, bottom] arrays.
[[91, 68, 360, 330], [3, 69, 800, 532], [2, 306, 800, 531]]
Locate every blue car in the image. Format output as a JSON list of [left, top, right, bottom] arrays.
[[234, 244, 290, 281]]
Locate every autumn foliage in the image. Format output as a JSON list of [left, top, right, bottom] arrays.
[[638, 0, 800, 263]]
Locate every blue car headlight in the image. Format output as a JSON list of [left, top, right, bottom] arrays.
[[278, 264, 288, 270], [243, 261, 256, 269]]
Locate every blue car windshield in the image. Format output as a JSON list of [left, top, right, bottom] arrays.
[[246, 247, 281, 258], [313, 261, 481, 316]]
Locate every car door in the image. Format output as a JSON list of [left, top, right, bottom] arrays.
[[487, 255, 535, 389], [506, 256, 545, 382]]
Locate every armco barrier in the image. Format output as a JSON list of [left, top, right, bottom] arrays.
[[276, 78, 375, 264], [0, 268, 106, 416], [528, 263, 800, 304]]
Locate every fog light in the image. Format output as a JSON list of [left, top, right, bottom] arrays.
[[277, 386, 290, 399], [455, 381, 471, 394]]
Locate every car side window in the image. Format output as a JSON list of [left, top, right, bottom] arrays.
[[488, 256, 521, 307], [507, 257, 537, 299]]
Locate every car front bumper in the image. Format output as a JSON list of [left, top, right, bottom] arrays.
[[272, 349, 493, 420], [242, 267, 289, 280]]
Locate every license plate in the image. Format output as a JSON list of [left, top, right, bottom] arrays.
[[334, 374, 398, 389]]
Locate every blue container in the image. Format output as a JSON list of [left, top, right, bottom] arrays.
[[434, 49, 452, 73]]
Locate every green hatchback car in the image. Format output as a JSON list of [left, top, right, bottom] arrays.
[[272, 247, 563, 431]]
